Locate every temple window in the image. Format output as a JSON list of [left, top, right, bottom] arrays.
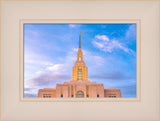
[[97, 94, 99, 98], [77, 69, 83, 81], [61, 94, 63, 98], [43, 94, 52, 98], [109, 96, 116, 98]]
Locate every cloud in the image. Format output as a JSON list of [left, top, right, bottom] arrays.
[[24, 87, 38, 97], [24, 93, 37, 97], [100, 79, 136, 97], [24, 48, 54, 65], [93, 35, 135, 55], [24, 27, 41, 38], [24, 87, 37, 91], [116, 80, 136, 88], [68, 24, 81, 28], [125, 24, 136, 41], [26, 59, 54, 66], [90, 70, 135, 81], [105, 80, 136, 97], [69, 24, 76, 28], [92, 41, 105, 49], [24, 49, 55, 80], [93, 24, 136, 54], [95, 35, 109, 41], [25, 72, 70, 87], [115, 81, 136, 97], [25, 47, 106, 85], [73, 48, 78, 52], [47, 64, 66, 73]]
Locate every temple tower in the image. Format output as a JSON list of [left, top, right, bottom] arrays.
[[72, 32, 88, 81]]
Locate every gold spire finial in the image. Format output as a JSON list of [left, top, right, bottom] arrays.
[[79, 31, 81, 48]]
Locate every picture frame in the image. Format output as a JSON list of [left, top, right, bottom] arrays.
[[0, 0, 159, 120]]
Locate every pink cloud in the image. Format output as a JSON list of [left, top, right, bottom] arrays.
[[25, 72, 70, 87]]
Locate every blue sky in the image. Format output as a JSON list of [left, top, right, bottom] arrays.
[[24, 24, 136, 98]]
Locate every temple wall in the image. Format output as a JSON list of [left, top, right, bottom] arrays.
[[37, 84, 121, 98], [56, 84, 69, 98], [104, 88, 121, 98], [38, 88, 56, 98], [87, 84, 104, 98]]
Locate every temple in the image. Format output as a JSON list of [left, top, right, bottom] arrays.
[[38, 32, 121, 98]]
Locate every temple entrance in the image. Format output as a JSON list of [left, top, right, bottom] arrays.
[[76, 91, 84, 98]]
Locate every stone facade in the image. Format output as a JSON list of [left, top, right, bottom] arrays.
[[38, 88, 56, 98], [55, 81, 104, 98], [38, 32, 121, 98]]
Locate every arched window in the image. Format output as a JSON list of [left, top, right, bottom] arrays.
[[97, 94, 99, 98], [87, 95, 89, 98], [72, 95, 74, 97], [61, 94, 63, 98]]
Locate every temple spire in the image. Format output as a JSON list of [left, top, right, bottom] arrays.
[[79, 31, 81, 48]]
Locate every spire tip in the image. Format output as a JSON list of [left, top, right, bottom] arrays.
[[79, 31, 81, 48]]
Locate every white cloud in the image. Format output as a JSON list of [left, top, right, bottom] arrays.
[[91, 55, 105, 65], [73, 48, 78, 52], [25, 29, 41, 38], [25, 47, 106, 84], [69, 24, 76, 28], [25, 49, 54, 66], [47, 64, 63, 71], [125, 24, 136, 40], [93, 25, 136, 54], [92, 41, 105, 48], [26, 59, 53, 66], [93, 35, 135, 55], [47, 64, 68, 74], [24, 49, 55, 80], [95, 35, 109, 41]]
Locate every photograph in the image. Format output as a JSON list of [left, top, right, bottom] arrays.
[[24, 24, 136, 98]]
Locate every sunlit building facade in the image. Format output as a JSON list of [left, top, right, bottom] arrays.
[[38, 32, 121, 98]]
